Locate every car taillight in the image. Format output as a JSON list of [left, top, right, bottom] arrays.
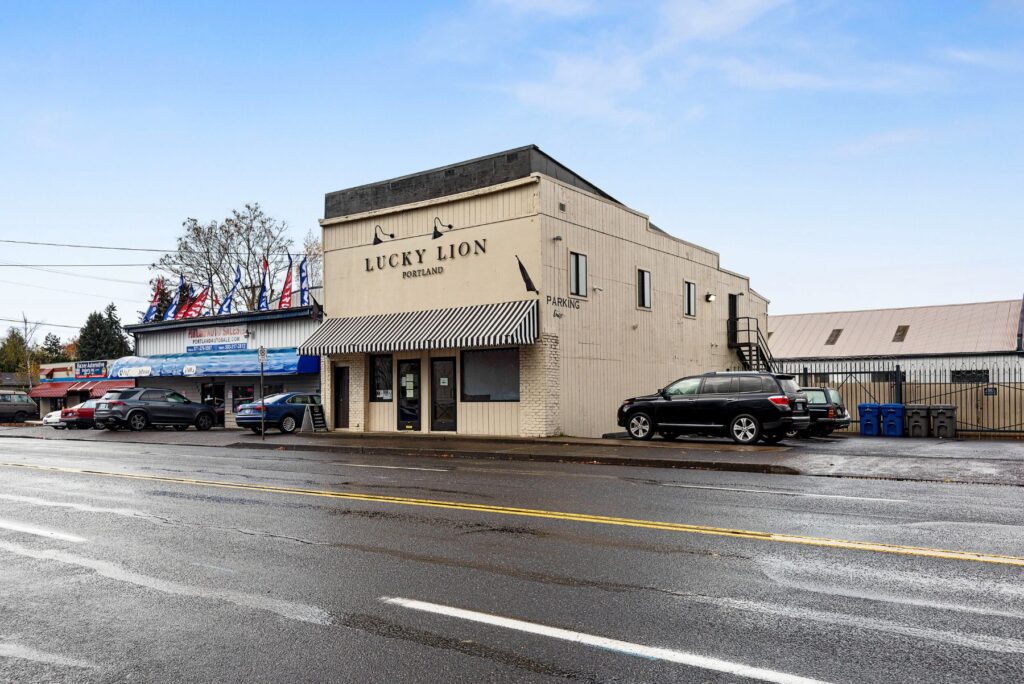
[[251, 405, 264, 411], [768, 395, 790, 407], [108, 401, 125, 407], [828, 407, 835, 418]]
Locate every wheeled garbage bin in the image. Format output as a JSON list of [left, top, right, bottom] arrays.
[[932, 405, 957, 439], [881, 404, 905, 437], [905, 405, 931, 437], [858, 403, 881, 436]]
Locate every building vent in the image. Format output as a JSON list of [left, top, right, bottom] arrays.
[[892, 325, 910, 342], [445, 168, 456, 176], [825, 328, 843, 345], [558, 202, 566, 212]]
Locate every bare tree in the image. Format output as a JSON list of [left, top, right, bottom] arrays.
[[302, 228, 323, 292], [155, 203, 295, 311]]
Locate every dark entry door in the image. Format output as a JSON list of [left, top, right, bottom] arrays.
[[333, 366, 349, 429], [430, 358, 457, 432], [397, 360, 421, 431], [728, 293, 739, 346], [200, 382, 225, 426]]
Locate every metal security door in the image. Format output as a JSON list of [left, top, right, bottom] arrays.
[[397, 360, 421, 431], [430, 358, 457, 432]]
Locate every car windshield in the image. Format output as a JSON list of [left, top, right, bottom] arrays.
[[82, 400, 97, 409], [261, 394, 290, 404], [776, 377, 801, 394], [803, 389, 828, 404]]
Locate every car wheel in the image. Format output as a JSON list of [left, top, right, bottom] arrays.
[[13, 412, 27, 423], [280, 415, 298, 434], [659, 431, 680, 441], [127, 412, 148, 432], [627, 412, 654, 441], [54, 425, 66, 430], [195, 413, 213, 431], [173, 425, 188, 432], [729, 414, 761, 445]]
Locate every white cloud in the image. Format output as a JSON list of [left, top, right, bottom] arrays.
[[943, 48, 1024, 71], [836, 129, 929, 157], [719, 58, 946, 93], [659, 0, 788, 44], [486, 0, 594, 18], [510, 51, 650, 122]]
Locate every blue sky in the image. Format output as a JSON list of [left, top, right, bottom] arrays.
[[2, 0, 1022, 340]]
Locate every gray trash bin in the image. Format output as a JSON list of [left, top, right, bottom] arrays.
[[932, 405, 957, 439], [905, 405, 930, 437]]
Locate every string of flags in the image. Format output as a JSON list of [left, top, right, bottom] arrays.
[[142, 256, 311, 323]]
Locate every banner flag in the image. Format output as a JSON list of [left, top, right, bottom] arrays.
[[278, 254, 293, 309], [257, 257, 270, 311], [163, 275, 185, 320], [142, 278, 163, 323], [299, 256, 309, 306], [218, 266, 241, 315]]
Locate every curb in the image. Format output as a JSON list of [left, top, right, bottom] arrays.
[[225, 441, 802, 475]]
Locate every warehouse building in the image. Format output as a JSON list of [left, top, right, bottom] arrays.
[[300, 146, 771, 438], [769, 298, 1024, 435], [115, 307, 322, 428]]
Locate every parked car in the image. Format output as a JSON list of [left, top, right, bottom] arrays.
[[94, 388, 217, 431], [236, 393, 321, 434], [0, 390, 40, 423], [797, 387, 851, 437], [617, 371, 810, 445], [42, 410, 65, 429], [61, 400, 100, 429]]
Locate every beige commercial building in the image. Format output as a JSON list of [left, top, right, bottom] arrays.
[[301, 146, 770, 438]]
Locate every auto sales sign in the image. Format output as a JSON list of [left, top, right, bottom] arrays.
[[186, 325, 247, 353]]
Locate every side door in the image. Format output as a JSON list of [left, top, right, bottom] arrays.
[[0, 394, 12, 420], [658, 377, 702, 426], [693, 376, 737, 426], [164, 391, 192, 424], [139, 390, 169, 422]]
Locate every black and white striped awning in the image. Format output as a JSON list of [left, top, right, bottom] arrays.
[[299, 300, 539, 355]]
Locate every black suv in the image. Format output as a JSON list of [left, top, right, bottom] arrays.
[[617, 372, 810, 444], [94, 388, 217, 432], [797, 387, 851, 437]]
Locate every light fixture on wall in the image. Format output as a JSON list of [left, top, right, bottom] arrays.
[[373, 225, 394, 245], [552, 235, 563, 241], [706, 293, 716, 302], [432, 217, 453, 239]]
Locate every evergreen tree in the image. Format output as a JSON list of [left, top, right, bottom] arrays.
[[40, 333, 68, 363], [77, 304, 133, 361], [139, 277, 174, 322], [0, 328, 27, 372]]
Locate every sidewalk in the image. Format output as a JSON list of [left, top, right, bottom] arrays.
[[2, 424, 1022, 485]]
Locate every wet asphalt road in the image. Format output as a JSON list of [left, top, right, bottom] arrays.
[[1, 437, 1023, 683]]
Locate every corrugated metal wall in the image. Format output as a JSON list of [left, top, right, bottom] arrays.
[[135, 318, 321, 356]]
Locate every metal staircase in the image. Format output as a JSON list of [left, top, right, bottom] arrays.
[[728, 317, 776, 373]]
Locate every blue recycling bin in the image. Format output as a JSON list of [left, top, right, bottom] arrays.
[[881, 403, 905, 437], [858, 403, 881, 436]]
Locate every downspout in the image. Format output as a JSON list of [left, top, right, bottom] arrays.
[[1018, 292, 1024, 354]]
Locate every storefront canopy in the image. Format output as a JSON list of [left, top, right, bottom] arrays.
[[299, 299, 539, 355], [107, 348, 320, 379], [28, 383, 75, 399]]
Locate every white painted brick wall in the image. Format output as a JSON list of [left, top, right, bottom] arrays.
[[321, 354, 367, 431], [519, 334, 560, 437]]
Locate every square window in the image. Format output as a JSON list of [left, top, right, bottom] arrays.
[[825, 328, 843, 345], [892, 325, 910, 342]]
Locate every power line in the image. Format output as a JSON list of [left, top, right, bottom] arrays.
[[0, 317, 78, 329], [0, 260, 148, 285], [0, 238, 307, 257], [0, 263, 153, 267], [0, 276, 138, 304]]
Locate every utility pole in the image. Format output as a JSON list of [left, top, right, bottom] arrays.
[[22, 312, 33, 390]]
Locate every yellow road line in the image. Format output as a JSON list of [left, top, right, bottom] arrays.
[[4, 461, 1024, 567]]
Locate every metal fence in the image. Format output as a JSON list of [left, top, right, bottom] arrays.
[[774, 357, 1024, 435]]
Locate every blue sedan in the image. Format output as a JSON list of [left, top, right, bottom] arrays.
[[236, 392, 321, 434]]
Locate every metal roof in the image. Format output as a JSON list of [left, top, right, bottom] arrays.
[[768, 298, 1024, 359]]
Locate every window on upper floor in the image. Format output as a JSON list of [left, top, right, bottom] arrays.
[[684, 281, 697, 317], [569, 252, 587, 297], [637, 269, 651, 309]]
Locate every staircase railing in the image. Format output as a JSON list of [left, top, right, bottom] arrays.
[[728, 317, 776, 373]]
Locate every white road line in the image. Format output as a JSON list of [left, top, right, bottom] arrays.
[[338, 463, 450, 472], [0, 642, 95, 669], [659, 483, 906, 503], [0, 493, 145, 517], [0, 519, 86, 543], [380, 597, 828, 684]]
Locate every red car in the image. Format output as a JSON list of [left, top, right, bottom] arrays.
[[61, 400, 100, 429]]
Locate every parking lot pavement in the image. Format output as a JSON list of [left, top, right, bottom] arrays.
[[2, 424, 1023, 485]]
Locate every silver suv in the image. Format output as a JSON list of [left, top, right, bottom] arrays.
[[0, 390, 39, 423]]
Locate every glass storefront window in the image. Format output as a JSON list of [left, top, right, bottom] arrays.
[[461, 348, 520, 402], [232, 385, 254, 412], [370, 354, 393, 402]]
